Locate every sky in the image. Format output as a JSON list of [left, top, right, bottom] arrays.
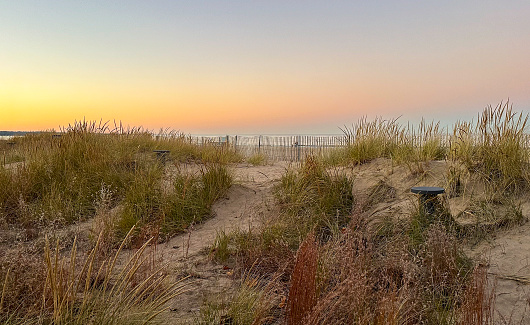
[[1, 1, 529, 135]]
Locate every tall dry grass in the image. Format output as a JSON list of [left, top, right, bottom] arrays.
[[451, 101, 529, 192], [458, 265, 495, 325], [337, 117, 447, 169], [335, 102, 528, 189], [0, 227, 188, 324], [340, 117, 405, 164]]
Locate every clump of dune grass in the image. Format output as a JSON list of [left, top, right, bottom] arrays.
[[455, 196, 526, 245], [0, 227, 188, 323], [0, 121, 159, 227], [451, 101, 529, 193], [246, 152, 269, 166], [198, 271, 283, 325], [335, 117, 447, 169], [339, 117, 405, 164], [307, 213, 419, 324], [210, 225, 295, 279], [112, 162, 232, 245], [161, 163, 232, 236], [306, 215, 478, 324], [445, 164, 466, 198], [392, 120, 448, 174], [274, 156, 354, 243], [412, 120, 447, 162], [419, 225, 473, 324], [409, 195, 458, 250]]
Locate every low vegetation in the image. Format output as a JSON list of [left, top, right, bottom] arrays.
[[208, 168, 494, 324], [245, 153, 269, 166]]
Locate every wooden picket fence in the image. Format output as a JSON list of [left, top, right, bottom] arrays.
[[189, 133, 530, 162], [190, 135, 347, 161]]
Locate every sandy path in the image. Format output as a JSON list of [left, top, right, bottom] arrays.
[[160, 162, 289, 259], [158, 162, 289, 323]]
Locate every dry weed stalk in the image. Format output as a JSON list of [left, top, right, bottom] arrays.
[[458, 265, 495, 325], [422, 225, 462, 295], [0, 267, 9, 314], [287, 232, 318, 325]]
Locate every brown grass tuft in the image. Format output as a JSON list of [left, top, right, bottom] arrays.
[[305, 212, 421, 324]]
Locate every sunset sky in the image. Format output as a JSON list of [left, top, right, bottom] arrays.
[[1, 1, 529, 134]]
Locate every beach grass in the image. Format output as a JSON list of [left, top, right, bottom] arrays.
[[0, 227, 188, 323], [0, 121, 237, 245]]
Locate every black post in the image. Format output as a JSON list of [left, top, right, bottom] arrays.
[[411, 187, 445, 215]]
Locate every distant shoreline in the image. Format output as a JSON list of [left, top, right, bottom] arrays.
[[0, 131, 345, 137], [0, 131, 38, 136]]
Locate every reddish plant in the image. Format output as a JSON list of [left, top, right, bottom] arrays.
[[287, 232, 318, 325]]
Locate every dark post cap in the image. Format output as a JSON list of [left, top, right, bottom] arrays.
[[411, 186, 445, 195]]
